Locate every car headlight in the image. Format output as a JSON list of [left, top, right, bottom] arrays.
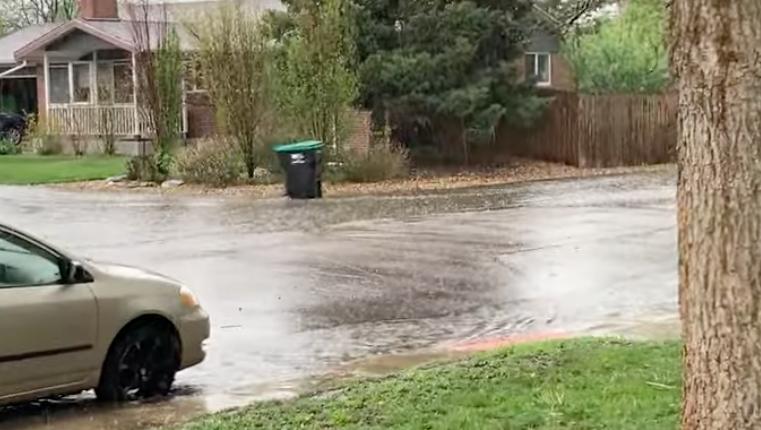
[[180, 285, 201, 309]]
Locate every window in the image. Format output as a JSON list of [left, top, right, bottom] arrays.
[[49, 61, 133, 105], [113, 63, 134, 104], [97, 62, 114, 103], [184, 59, 206, 93], [525, 52, 551, 86], [49, 65, 70, 104], [0, 232, 62, 288], [72, 63, 92, 103], [97, 62, 134, 104]]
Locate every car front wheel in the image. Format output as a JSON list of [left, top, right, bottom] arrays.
[[96, 322, 180, 402]]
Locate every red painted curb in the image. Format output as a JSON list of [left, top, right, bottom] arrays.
[[450, 332, 571, 353]]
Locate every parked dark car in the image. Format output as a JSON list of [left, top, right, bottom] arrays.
[[0, 113, 26, 146]]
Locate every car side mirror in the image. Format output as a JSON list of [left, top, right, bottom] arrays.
[[61, 259, 93, 284]]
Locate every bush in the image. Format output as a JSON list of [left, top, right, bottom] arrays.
[[0, 138, 20, 155], [26, 116, 63, 156], [69, 136, 87, 157], [255, 136, 289, 176], [323, 161, 348, 183], [174, 139, 243, 187], [32, 136, 63, 156], [126, 155, 161, 182], [99, 107, 117, 155], [342, 143, 410, 183]]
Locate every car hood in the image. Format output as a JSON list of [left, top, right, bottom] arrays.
[[87, 260, 182, 286]]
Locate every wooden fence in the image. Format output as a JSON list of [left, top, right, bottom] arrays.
[[496, 92, 678, 167]]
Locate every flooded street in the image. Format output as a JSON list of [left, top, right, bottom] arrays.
[[0, 169, 678, 429]]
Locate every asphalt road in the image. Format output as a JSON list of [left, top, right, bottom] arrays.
[[0, 169, 678, 429]]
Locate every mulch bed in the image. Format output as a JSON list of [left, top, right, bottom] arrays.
[[50, 159, 674, 199]]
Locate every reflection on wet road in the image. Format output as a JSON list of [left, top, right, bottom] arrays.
[[0, 169, 678, 429]]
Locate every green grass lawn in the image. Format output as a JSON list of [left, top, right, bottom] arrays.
[[0, 155, 127, 185], [182, 339, 681, 430]]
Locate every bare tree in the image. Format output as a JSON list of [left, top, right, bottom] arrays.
[[532, 0, 613, 34], [670, 0, 761, 428], [127, 0, 183, 178], [68, 112, 86, 156], [194, 1, 276, 179], [0, 0, 76, 29]]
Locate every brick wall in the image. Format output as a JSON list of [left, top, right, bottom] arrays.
[[182, 96, 373, 155], [185, 92, 215, 139], [345, 110, 372, 155], [550, 54, 576, 92], [515, 53, 577, 92]]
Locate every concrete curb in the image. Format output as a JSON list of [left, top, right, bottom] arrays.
[[448, 331, 573, 353]]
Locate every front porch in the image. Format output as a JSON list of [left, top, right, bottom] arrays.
[[38, 33, 186, 137], [48, 104, 152, 136]]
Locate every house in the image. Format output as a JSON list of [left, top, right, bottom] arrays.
[[0, 24, 60, 114], [517, 0, 616, 92], [522, 28, 576, 92], [0, 0, 282, 153], [0, 0, 572, 155]]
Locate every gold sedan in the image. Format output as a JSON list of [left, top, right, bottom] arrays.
[[0, 223, 210, 405]]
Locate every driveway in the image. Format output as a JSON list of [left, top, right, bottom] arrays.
[[0, 169, 678, 429]]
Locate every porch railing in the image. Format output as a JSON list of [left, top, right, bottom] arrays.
[[48, 105, 187, 137]]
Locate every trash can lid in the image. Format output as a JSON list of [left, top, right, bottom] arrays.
[[273, 140, 324, 153]]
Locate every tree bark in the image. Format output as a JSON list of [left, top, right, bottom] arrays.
[[670, 1, 761, 428], [461, 118, 469, 166]]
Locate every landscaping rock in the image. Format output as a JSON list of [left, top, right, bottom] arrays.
[[127, 181, 157, 189], [253, 167, 272, 181], [161, 179, 185, 188], [106, 174, 128, 183]]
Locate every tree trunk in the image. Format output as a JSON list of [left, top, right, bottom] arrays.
[[461, 118, 469, 166], [670, 1, 761, 428], [243, 141, 255, 179]]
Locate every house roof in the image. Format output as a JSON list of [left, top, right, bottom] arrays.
[[72, 19, 198, 51], [0, 23, 62, 65], [3, 0, 284, 63], [119, 0, 285, 22], [15, 20, 135, 58]]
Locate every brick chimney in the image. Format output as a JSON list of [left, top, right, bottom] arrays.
[[79, 0, 119, 20]]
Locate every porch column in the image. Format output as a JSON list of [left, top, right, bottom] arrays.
[[181, 75, 188, 137], [131, 52, 139, 137], [43, 52, 50, 119], [92, 50, 98, 105], [67, 62, 74, 131]]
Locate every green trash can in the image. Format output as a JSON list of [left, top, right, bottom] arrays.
[[273, 140, 324, 199]]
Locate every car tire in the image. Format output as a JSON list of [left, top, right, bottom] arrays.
[[95, 322, 181, 402]]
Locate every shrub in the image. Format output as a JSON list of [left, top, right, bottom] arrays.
[[342, 143, 410, 183], [32, 136, 63, 156], [126, 155, 161, 182], [323, 161, 348, 183], [69, 135, 87, 156], [98, 104, 117, 155], [174, 139, 243, 187], [26, 116, 63, 156], [0, 138, 19, 155]]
